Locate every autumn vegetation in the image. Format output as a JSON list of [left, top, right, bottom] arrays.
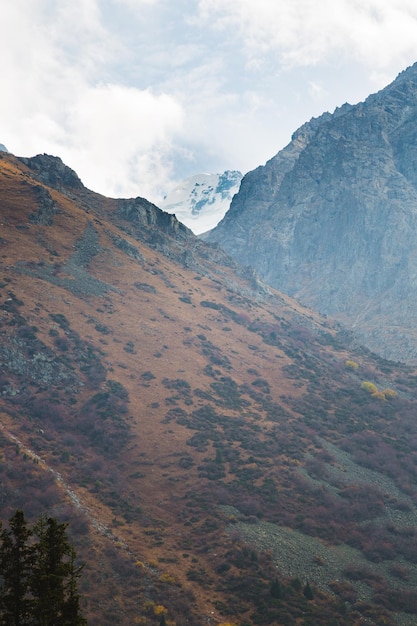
[[2, 152, 417, 625]]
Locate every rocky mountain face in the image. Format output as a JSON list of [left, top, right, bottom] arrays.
[[161, 170, 242, 234], [206, 63, 417, 362]]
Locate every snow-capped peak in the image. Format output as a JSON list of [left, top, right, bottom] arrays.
[[161, 170, 242, 235]]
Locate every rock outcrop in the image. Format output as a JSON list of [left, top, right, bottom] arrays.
[[207, 63, 417, 361], [29, 185, 58, 225], [19, 153, 84, 191]]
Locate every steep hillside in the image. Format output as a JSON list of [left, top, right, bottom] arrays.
[[2, 151, 417, 625], [206, 62, 417, 363]]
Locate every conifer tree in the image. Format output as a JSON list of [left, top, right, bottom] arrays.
[[0, 510, 34, 626], [269, 577, 283, 599], [61, 547, 86, 626], [31, 515, 86, 626], [0, 511, 86, 625], [303, 581, 314, 600]]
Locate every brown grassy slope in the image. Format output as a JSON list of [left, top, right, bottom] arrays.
[[1, 152, 417, 626]]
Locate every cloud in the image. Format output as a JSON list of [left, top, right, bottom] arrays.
[[1, 1, 184, 201], [197, 0, 417, 75], [65, 83, 184, 200], [116, 0, 160, 6], [3, 0, 417, 205]]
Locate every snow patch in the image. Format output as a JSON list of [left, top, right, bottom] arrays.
[[161, 170, 242, 234]]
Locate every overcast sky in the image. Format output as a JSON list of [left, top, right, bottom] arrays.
[[3, 0, 417, 203]]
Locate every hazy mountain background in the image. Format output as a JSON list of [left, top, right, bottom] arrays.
[[207, 62, 417, 363]]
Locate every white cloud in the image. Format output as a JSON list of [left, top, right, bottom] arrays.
[[65, 83, 184, 200], [116, 0, 160, 6], [0, 0, 184, 201], [308, 81, 328, 101], [3, 0, 417, 206], [197, 0, 417, 75]]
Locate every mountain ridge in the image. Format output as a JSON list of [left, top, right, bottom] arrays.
[[206, 62, 417, 362]]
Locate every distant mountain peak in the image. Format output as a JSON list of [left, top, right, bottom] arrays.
[[161, 170, 242, 234]]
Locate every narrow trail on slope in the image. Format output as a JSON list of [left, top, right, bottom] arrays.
[[0, 419, 243, 623], [0, 420, 133, 556]]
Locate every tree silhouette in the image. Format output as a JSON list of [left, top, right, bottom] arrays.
[[0, 511, 86, 625], [61, 548, 86, 626], [303, 581, 314, 600], [0, 511, 33, 626], [269, 577, 283, 599]]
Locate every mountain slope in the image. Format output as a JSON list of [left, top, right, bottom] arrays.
[[160, 170, 242, 234], [206, 62, 417, 362], [2, 150, 417, 625]]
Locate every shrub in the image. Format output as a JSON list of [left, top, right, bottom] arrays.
[[361, 381, 378, 394], [345, 360, 359, 370], [382, 388, 397, 400], [49, 313, 70, 330], [360, 381, 397, 401], [141, 371, 156, 381], [372, 390, 388, 401]]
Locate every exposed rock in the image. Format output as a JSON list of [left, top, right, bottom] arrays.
[[29, 185, 58, 225], [66, 222, 101, 270], [16, 222, 115, 297], [107, 232, 144, 262], [207, 63, 417, 362], [117, 196, 192, 240], [19, 153, 83, 191]]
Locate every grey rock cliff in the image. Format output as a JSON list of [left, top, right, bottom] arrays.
[[19, 154, 84, 190], [207, 63, 417, 362]]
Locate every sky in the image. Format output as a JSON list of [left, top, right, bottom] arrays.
[[3, 0, 417, 205]]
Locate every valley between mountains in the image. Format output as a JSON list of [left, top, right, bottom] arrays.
[[3, 150, 417, 625]]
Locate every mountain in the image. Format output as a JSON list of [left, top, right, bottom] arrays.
[[161, 170, 242, 234], [206, 62, 417, 363], [0, 143, 8, 152], [3, 149, 417, 625]]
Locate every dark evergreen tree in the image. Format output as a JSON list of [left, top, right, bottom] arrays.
[[0, 511, 86, 626], [303, 581, 314, 600], [61, 548, 86, 626], [269, 577, 283, 599], [31, 516, 86, 626], [0, 510, 34, 626]]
